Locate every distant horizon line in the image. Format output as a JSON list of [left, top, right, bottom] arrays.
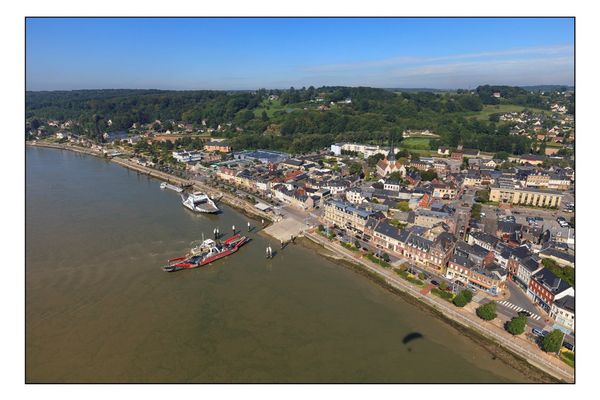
[[25, 83, 575, 92]]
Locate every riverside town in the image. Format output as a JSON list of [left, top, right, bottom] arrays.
[[26, 84, 575, 382], [24, 16, 576, 385]]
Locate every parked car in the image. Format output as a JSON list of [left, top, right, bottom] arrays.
[[518, 310, 532, 317], [532, 328, 545, 337], [431, 280, 440, 286], [563, 342, 575, 351]]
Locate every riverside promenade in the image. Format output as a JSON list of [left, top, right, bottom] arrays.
[[304, 230, 574, 383], [110, 157, 273, 222]]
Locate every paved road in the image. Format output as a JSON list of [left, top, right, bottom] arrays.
[[506, 281, 539, 314]]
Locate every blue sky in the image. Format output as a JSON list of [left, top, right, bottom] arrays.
[[26, 18, 574, 90]]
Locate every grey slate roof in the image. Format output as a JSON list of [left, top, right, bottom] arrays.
[[539, 248, 575, 263], [470, 231, 500, 247], [553, 295, 575, 313], [532, 268, 572, 294]]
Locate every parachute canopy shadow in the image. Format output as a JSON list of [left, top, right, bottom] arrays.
[[402, 332, 424, 345]]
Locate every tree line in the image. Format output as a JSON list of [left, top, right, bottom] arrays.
[[26, 85, 560, 155]]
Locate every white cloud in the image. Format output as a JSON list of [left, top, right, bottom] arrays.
[[300, 44, 574, 74]]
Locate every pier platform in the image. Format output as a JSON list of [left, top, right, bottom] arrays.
[[262, 215, 306, 241]]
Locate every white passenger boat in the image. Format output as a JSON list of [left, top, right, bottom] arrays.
[[181, 191, 220, 213]]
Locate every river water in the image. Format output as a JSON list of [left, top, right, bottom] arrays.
[[25, 147, 532, 383]]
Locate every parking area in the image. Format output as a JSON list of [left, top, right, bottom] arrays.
[[476, 203, 573, 235]]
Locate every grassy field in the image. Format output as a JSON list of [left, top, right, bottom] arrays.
[[253, 99, 286, 118], [465, 104, 552, 121], [400, 137, 432, 150]]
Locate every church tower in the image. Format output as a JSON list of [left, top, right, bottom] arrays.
[[387, 132, 395, 161]]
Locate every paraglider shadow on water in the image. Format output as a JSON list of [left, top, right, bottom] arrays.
[[402, 332, 424, 352]]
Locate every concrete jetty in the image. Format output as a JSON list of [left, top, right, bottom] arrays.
[[262, 215, 306, 241]]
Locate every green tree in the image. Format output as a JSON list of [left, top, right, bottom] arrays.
[[494, 151, 510, 160], [348, 162, 363, 175], [354, 240, 361, 249], [475, 189, 490, 203], [439, 281, 448, 291], [261, 110, 269, 122], [476, 301, 497, 321], [367, 153, 385, 167], [395, 201, 410, 212], [542, 329, 565, 353], [452, 289, 473, 307], [382, 252, 390, 262], [505, 315, 528, 335], [30, 119, 41, 130], [420, 170, 438, 182], [388, 171, 404, 181], [471, 203, 482, 219]]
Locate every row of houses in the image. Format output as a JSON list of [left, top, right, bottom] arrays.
[[322, 199, 574, 332]]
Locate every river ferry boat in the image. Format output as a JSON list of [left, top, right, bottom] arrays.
[[162, 234, 249, 272], [181, 191, 220, 213]]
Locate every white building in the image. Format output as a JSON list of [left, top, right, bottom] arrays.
[[172, 150, 204, 163], [550, 295, 574, 332], [330, 143, 342, 156], [334, 142, 400, 159]]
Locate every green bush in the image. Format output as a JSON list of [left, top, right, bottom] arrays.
[[560, 351, 575, 367], [505, 315, 527, 335], [542, 329, 565, 353], [476, 301, 497, 321], [431, 288, 454, 302], [365, 253, 391, 269]]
